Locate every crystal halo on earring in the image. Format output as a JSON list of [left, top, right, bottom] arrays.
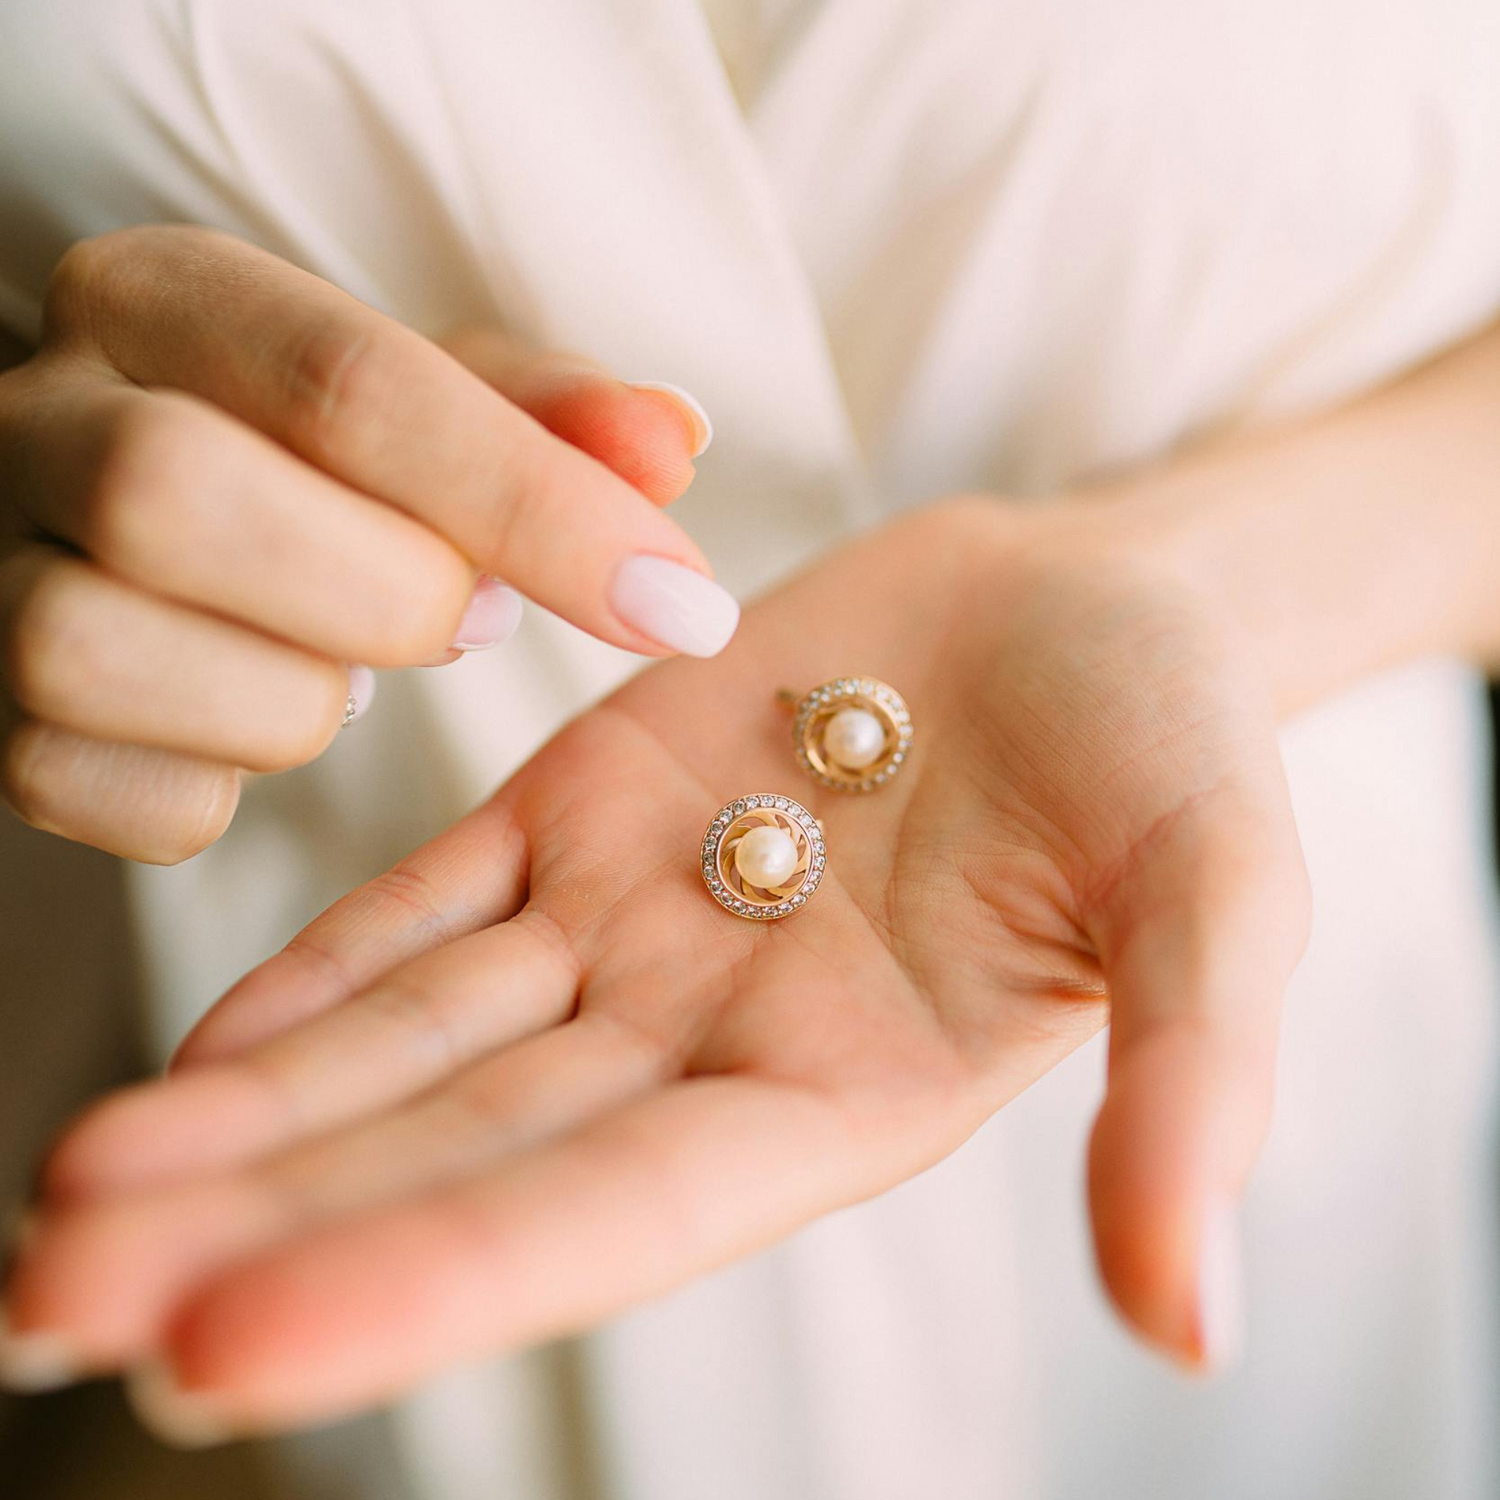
[[782, 676, 913, 791], [701, 794, 825, 920]]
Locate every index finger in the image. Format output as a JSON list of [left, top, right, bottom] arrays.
[[45, 227, 736, 656]]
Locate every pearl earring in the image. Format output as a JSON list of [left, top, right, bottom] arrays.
[[702, 795, 825, 920], [781, 677, 913, 791]]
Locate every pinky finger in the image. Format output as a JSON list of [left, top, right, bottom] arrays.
[[2, 720, 240, 865]]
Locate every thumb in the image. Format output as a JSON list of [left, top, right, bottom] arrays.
[[440, 327, 710, 506], [1086, 774, 1310, 1372]]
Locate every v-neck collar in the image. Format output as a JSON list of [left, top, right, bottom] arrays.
[[413, 0, 877, 544]]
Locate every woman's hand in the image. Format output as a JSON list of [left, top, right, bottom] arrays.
[[1, 497, 1310, 1437], [0, 225, 730, 862]]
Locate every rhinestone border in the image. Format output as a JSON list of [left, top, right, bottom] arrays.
[[701, 794, 825, 920]]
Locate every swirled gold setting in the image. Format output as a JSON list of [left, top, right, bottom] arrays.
[[792, 677, 912, 791], [701, 794, 825, 920]]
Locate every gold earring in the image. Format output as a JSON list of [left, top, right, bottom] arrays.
[[702, 794, 825, 920], [780, 677, 913, 791]]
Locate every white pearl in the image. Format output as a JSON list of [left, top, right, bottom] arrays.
[[735, 825, 799, 889], [822, 707, 885, 770]]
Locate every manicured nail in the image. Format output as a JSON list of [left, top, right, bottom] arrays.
[[628, 381, 713, 457], [126, 1360, 236, 1449], [452, 575, 524, 651], [1195, 1194, 1245, 1373], [609, 555, 739, 658], [0, 1308, 85, 1394], [342, 665, 376, 728]]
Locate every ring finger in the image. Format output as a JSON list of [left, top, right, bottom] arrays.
[[0, 544, 352, 773]]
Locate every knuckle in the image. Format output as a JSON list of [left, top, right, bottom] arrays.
[[43, 234, 124, 337], [365, 863, 453, 942], [360, 978, 462, 1076], [82, 399, 207, 572], [281, 321, 394, 466], [44, 226, 231, 342], [473, 435, 555, 572]]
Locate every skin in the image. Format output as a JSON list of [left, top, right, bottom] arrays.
[[0, 226, 717, 862], [7, 497, 1308, 1429], [5, 246, 1500, 1437]]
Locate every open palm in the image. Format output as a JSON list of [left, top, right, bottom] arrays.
[[7, 500, 1308, 1436]]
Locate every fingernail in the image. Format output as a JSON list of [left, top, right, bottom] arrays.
[[342, 665, 376, 728], [609, 555, 739, 658], [1195, 1194, 1245, 1373], [452, 575, 524, 651], [628, 381, 714, 457], [0, 1308, 85, 1394], [126, 1360, 236, 1449]]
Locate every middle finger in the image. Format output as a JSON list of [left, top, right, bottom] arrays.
[[2, 365, 474, 666]]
